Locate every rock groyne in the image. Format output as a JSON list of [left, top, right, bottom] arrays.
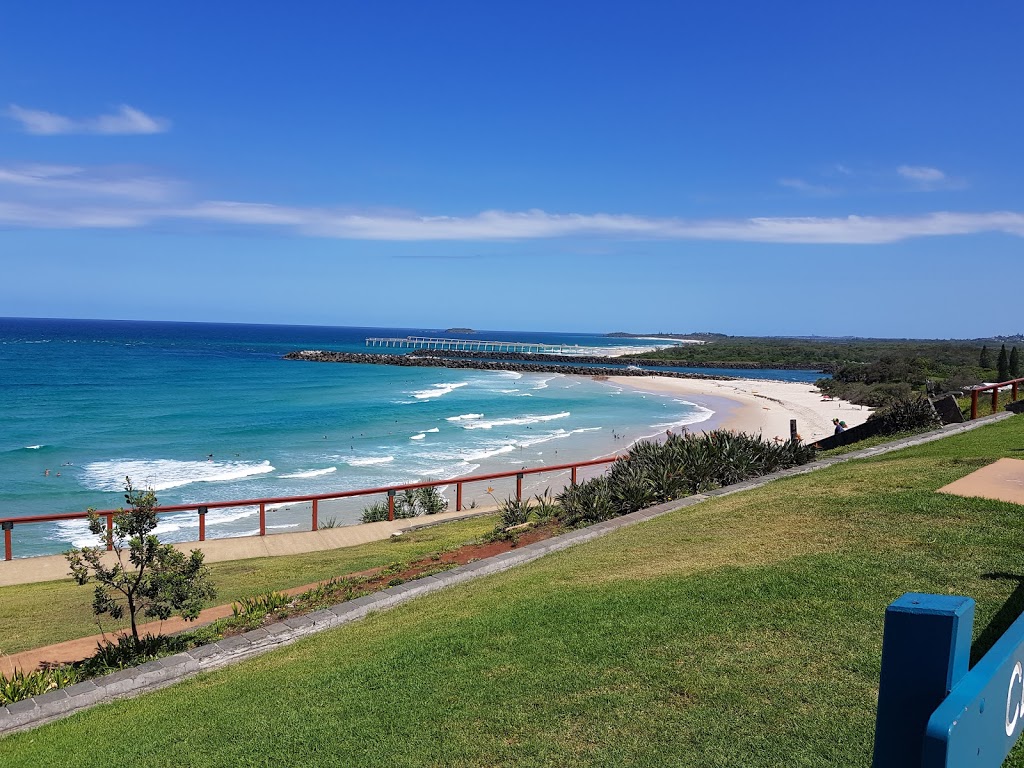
[[284, 350, 732, 381]]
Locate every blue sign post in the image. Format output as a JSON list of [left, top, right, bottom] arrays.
[[873, 592, 1024, 767]]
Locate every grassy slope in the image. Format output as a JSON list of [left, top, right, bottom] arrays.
[[0, 515, 497, 655], [3, 417, 1024, 766]]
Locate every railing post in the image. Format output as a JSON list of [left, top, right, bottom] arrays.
[[2, 521, 12, 561], [312, 499, 318, 531], [388, 490, 396, 521], [1013, 381, 1019, 401], [571, 465, 578, 485], [872, 593, 974, 767], [259, 502, 266, 536], [105, 512, 114, 551], [197, 506, 207, 541], [516, 473, 523, 501], [971, 389, 979, 420], [992, 387, 999, 414], [456, 483, 463, 512]]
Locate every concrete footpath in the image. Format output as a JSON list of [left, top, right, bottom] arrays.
[[0, 412, 1015, 735], [0, 506, 495, 588]]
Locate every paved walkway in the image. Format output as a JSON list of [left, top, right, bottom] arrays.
[[0, 507, 494, 588]]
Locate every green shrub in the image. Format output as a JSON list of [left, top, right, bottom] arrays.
[[231, 591, 290, 618], [360, 487, 448, 523], [867, 396, 941, 434], [0, 666, 81, 706], [558, 430, 816, 526]]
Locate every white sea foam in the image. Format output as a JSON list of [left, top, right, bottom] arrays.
[[460, 411, 570, 430], [411, 433, 426, 440], [649, 405, 715, 432], [446, 413, 483, 422], [531, 374, 563, 390], [24, 444, 44, 450], [80, 458, 275, 492], [411, 382, 469, 400], [279, 467, 337, 479], [425, 427, 440, 433], [498, 389, 520, 394], [347, 456, 395, 467], [461, 444, 517, 461]]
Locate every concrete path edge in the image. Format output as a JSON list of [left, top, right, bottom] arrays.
[[0, 411, 1014, 736]]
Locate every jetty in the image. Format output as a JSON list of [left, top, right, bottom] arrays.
[[365, 336, 582, 354]]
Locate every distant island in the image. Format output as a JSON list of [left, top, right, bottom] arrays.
[[445, 328, 475, 333]]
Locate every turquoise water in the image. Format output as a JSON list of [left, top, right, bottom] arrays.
[[0, 318, 821, 556]]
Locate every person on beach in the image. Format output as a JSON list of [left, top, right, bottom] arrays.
[[833, 418, 846, 434]]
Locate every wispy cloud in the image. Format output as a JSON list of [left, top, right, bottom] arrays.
[[898, 165, 946, 183], [6, 104, 169, 135], [0, 164, 1016, 244], [897, 164, 964, 191], [0, 165, 179, 201], [778, 177, 838, 197], [1, 200, 1022, 245]]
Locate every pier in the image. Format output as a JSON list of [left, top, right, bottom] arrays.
[[365, 336, 582, 354]]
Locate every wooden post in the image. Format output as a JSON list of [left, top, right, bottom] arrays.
[[571, 466, 578, 485], [106, 512, 114, 551], [455, 483, 462, 512], [388, 490, 396, 521], [2, 521, 12, 561], [311, 499, 318, 531], [1013, 381, 1019, 401], [197, 506, 207, 541], [971, 390, 979, 420], [992, 387, 999, 414], [790, 419, 798, 441], [516, 473, 524, 501], [259, 502, 266, 536]]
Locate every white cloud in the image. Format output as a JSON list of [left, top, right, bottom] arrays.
[[2, 197, 1023, 245], [6, 104, 169, 135], [0, 164, 179, 201], [778, 178, 837, 197], [898, 165, 946, 183], [0, 163, 1015, 242]]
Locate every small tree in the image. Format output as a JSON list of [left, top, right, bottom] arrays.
[[66, 478, 216, 645], [980, 345, 992, 369], [1011, 346, 1021, 378], [997, 344, 1010, 382]]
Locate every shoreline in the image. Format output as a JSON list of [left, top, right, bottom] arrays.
[[607, 375, 872, 443]]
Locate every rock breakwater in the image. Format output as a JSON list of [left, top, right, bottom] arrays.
[[284, 350, 732, 380]]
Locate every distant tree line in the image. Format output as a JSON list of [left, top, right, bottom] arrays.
[[635, 336, 1022, 407]]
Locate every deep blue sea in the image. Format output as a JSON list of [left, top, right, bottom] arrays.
[[0, 318, 821, 557]]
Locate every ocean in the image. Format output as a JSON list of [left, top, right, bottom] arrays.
[[0, 318, 822, 557]]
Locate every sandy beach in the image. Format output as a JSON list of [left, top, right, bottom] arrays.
[[609, 375, 872, 444]]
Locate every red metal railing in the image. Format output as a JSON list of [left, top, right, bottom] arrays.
[[0, 457, 620, 561], [969, 377, 1023, 419]]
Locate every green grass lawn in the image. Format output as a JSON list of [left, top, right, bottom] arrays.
[[3, 416, 1024, 766], [0, 515, 498, 655]]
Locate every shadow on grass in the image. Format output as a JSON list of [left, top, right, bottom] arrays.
[[973, 572, 1024, 665]]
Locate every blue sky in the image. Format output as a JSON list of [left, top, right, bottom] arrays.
[[1, 2, 1021, 337]]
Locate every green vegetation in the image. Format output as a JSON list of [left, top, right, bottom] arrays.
[[360, 486, 449, 523], [65, 481, 216, 644], [557, 430, 815, 527], [637, 335, 1024, 408], [0, 515, 497, 655], [7, 417, 1021, 765]]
